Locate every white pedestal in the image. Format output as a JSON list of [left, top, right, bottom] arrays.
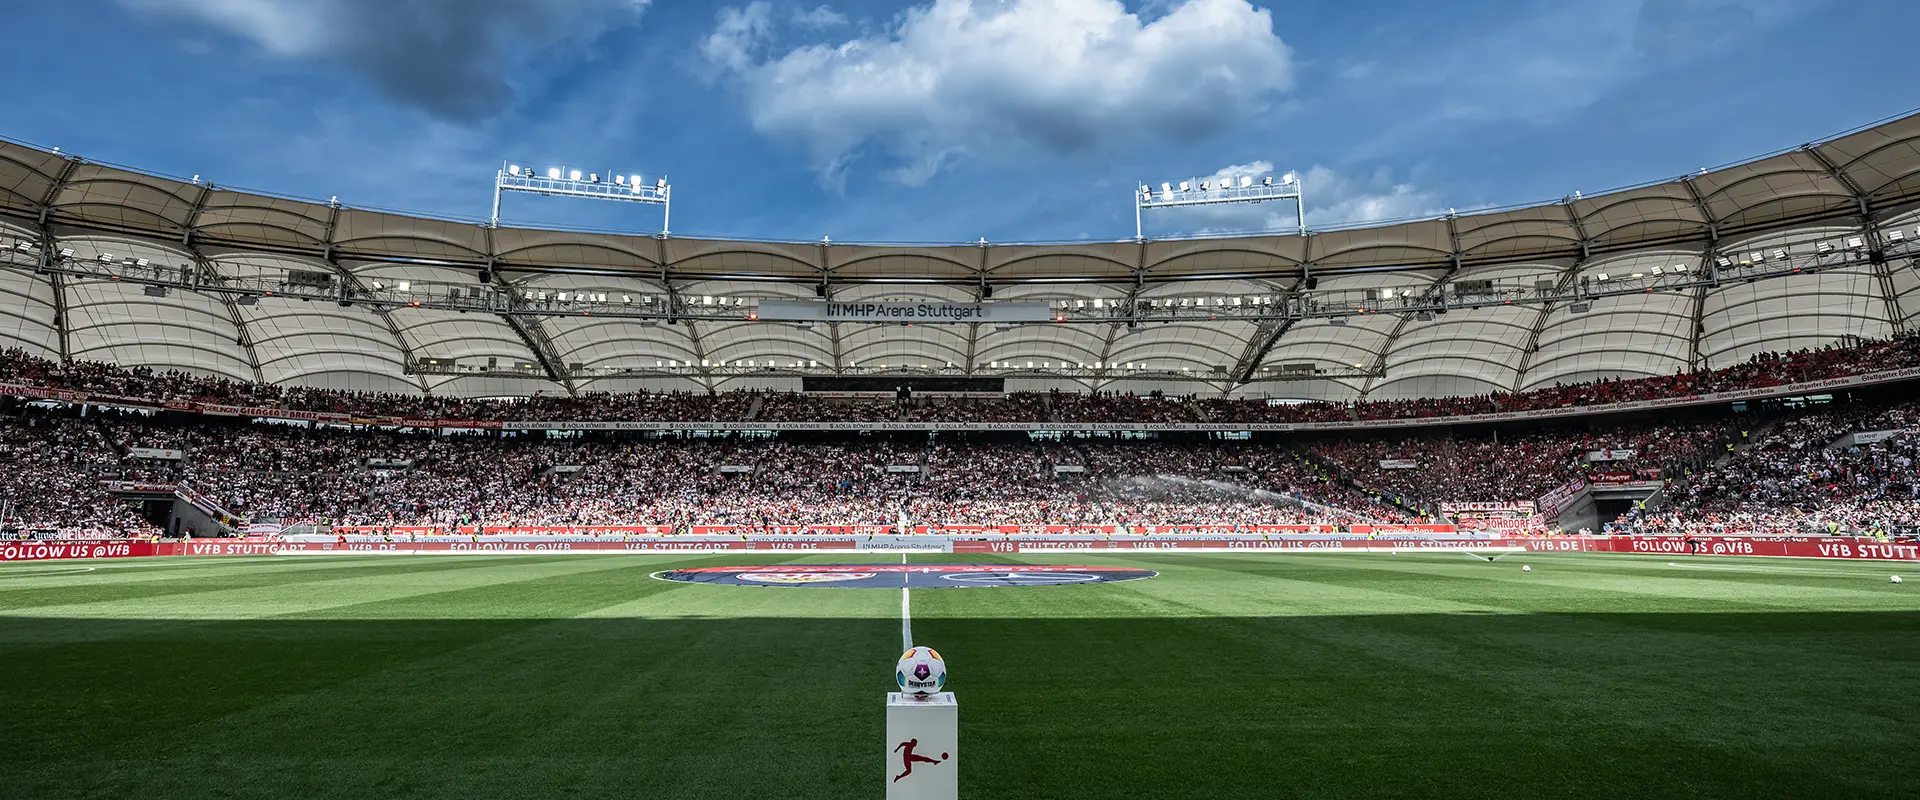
[[885, 692, 957, 800]]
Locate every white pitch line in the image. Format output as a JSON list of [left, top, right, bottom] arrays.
[[900, 586, 913, 652]]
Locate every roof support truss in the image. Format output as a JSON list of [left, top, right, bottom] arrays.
[[654, 235, 713, 390], [1510, 206, 1591, 391], [1804, 146, 1906, 335], [1365, 217, 1464, 397], [186, 248, 264, 383], [488, 227, 575, 395], [1092, 248, 1156, 392], [47, 269, 70, 364], [1228, 234, 1313, 386], [322, 201, 430, 394]]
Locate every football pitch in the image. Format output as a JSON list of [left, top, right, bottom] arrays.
[[2, 552, 1916, 799]]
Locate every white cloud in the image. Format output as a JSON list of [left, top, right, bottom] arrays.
[[702, 3, 774, 74], [1300, 165, 1446, 227], [791, 4, 848, 28], [703, 0, 1295, 186], [1159, 162, 1446, 235]]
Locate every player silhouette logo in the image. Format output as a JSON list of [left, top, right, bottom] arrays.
[[892, 738, 948, 782]]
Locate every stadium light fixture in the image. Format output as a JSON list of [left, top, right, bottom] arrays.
[[1137, 166, 1305, 240], [493, 161, 673, 234]]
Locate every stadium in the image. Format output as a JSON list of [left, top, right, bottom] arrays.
[[5, 5, 1920, 796]]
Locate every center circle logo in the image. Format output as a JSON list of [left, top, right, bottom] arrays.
[[737, 572, 877, 584], [654, 564, 1157, 589]]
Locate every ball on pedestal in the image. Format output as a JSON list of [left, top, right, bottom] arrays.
[[1522, 565, 1532, 573], [1892, 575, 1904, 585], [895, 647, 947, 696]]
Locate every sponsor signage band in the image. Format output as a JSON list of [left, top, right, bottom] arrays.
[[758, 300, 1052, 323]]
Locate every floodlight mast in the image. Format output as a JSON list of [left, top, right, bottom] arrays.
[[490, 163, 672, 235], [1134, 171, 1305, 240]]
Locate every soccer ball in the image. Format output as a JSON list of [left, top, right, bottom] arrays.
[[896, 647, 947, 696], [1893, 576, 1904, 585], [1522, 565, 1532, 573]]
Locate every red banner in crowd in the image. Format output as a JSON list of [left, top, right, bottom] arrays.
[[180, 539, 860, 555], [330, 525, 681, 536], [1588, 469, 1664, 487]]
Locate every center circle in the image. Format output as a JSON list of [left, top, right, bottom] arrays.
[[653, 564, 1157, 588]]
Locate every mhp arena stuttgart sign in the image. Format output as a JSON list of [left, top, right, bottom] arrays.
[[758, 300, 1052, 323], [653, 564, 1157, 588]]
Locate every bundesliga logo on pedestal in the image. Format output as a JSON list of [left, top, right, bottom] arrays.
[[895, 647, 947, 697]]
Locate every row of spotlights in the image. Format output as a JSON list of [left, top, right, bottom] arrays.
[[506, 164, 666, 191], [1142, 172, 1295, 200]]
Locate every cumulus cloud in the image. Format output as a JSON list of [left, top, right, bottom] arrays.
[[122, 0, 648, 121], [703, 0, 1295, 185], [1299, 165, 1447, 227], [1160, 161, 1446, 235], [791, 4, 849, 29]]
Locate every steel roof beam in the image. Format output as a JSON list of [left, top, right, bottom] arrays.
[[1365, 214, 1465, 398], [485, 226, 576, 395], [1804, 145, 1906, 335], [322, 200, 431, 394], [1226, 233, 1313, 387], [185, 248, 264, 383]]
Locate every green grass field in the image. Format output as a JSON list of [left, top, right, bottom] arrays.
[[2, 551, 1916, 799]]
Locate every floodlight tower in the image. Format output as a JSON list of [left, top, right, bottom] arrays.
[[1135, 170, 1304, 241], [491, 163, 672, 235]]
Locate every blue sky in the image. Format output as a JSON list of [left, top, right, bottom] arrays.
[[2, 0, 1916, 244]]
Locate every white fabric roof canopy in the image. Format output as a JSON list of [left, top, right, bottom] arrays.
[[1, 112, 1918, 400]]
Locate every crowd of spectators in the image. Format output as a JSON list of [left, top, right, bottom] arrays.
[[1312, 421, 1735, 510], [0, 411, 162, 537], [5, 404, 1424, 532], [1624, 398, 1920, 537], [6, 331, 1920, 539], [7, 333, 1913, 428], [11, 391, 1919, 537]]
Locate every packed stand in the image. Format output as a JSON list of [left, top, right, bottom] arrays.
[[1628, 398, 1920, 537], [1311, 421, 1735, 511], [5, 404, 1426, 533], [0, 410, 161, 537]]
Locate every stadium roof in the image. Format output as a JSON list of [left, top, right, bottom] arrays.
[[2, 113, 1918, 401]]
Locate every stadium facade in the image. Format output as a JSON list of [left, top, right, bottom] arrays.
[[1, 114, 1918, 403]]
